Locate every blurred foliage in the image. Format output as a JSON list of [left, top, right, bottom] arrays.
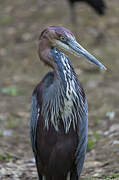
[[103, 174, 119, 180], [93, 131, 101, 140], [0, 130, 3, 137], [0, 16, 12, 24], [5, 154, 12, 162], [7, 119, 20, 128], [81, 178, 92, 180], [87, 137, 96, 152], [0, 153, 12, 162], [0, 154, 4, 161], [1, 85, 22, 96]]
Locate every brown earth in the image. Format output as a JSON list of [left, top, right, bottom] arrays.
[[0, 0, 119, 179]]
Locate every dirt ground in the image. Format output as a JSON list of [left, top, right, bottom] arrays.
[[0, 0, 119, 179]]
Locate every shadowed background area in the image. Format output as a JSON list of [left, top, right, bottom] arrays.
[[0, 0, 119, 179]]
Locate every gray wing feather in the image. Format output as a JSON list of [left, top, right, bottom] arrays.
[[75, 100, 88, 177], [30, 95, 39, 154]]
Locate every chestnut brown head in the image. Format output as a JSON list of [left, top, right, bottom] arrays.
[[38, 26, 106, 70]]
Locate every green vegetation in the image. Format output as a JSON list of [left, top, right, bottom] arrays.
[[87, 137, 96, 152], [0, 130, 3, 136], [0, 16, 12, 24], [103, 174, 119, 179], [0, 153, 4, 161], [93, 131, 101, 140], [5, 154, 12, 161], [81, 178, 92, 180], [81, 175, 119, 180], [0, 153, 12, 162], [7, 119, 20, 128], [1, 85, 22, 96]]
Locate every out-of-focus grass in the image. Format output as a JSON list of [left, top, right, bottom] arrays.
[[0, 154, 4, 161], [81, 175, 119, 180], [93, 131, 101, 140], [5, 154, 12, 162], [7, 119, 21, 129], [87, 132, 102, 152], [81, 178, 92, 180], [0, 16, 12, 24], [0, 153, 12, 162], [1, 85, 22, 96], [0, 130, 3, 136], [103, 173, 119, 179], [87, 137, 96, 152]]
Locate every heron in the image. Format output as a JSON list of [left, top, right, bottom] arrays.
[[30, 26, 106, 180]]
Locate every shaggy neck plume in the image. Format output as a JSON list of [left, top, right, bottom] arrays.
[[40, 48, 87, 133]]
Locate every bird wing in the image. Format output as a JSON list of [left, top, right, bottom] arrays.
[[30, 71, 55, 155], [75, 100, 88, 177], [30, 94, 40, 154], [73, 80, 88, 177]]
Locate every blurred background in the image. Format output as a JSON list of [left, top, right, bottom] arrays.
[[0, 0, 119, 179]]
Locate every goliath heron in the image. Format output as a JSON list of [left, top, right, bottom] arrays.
[[30, 26, 106, 180]]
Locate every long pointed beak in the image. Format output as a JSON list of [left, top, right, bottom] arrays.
[[68, 40, 107, 70]]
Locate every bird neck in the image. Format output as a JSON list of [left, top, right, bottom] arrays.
[[39, 39, 77, 84], [39, 39, 58, 74], [50, 48, 77, 87], [40, 48, 87, 133]]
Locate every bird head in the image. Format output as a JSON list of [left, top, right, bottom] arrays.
[[39, 26, 106, 70]]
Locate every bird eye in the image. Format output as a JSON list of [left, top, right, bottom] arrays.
[[60, 36, 66, 42]]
